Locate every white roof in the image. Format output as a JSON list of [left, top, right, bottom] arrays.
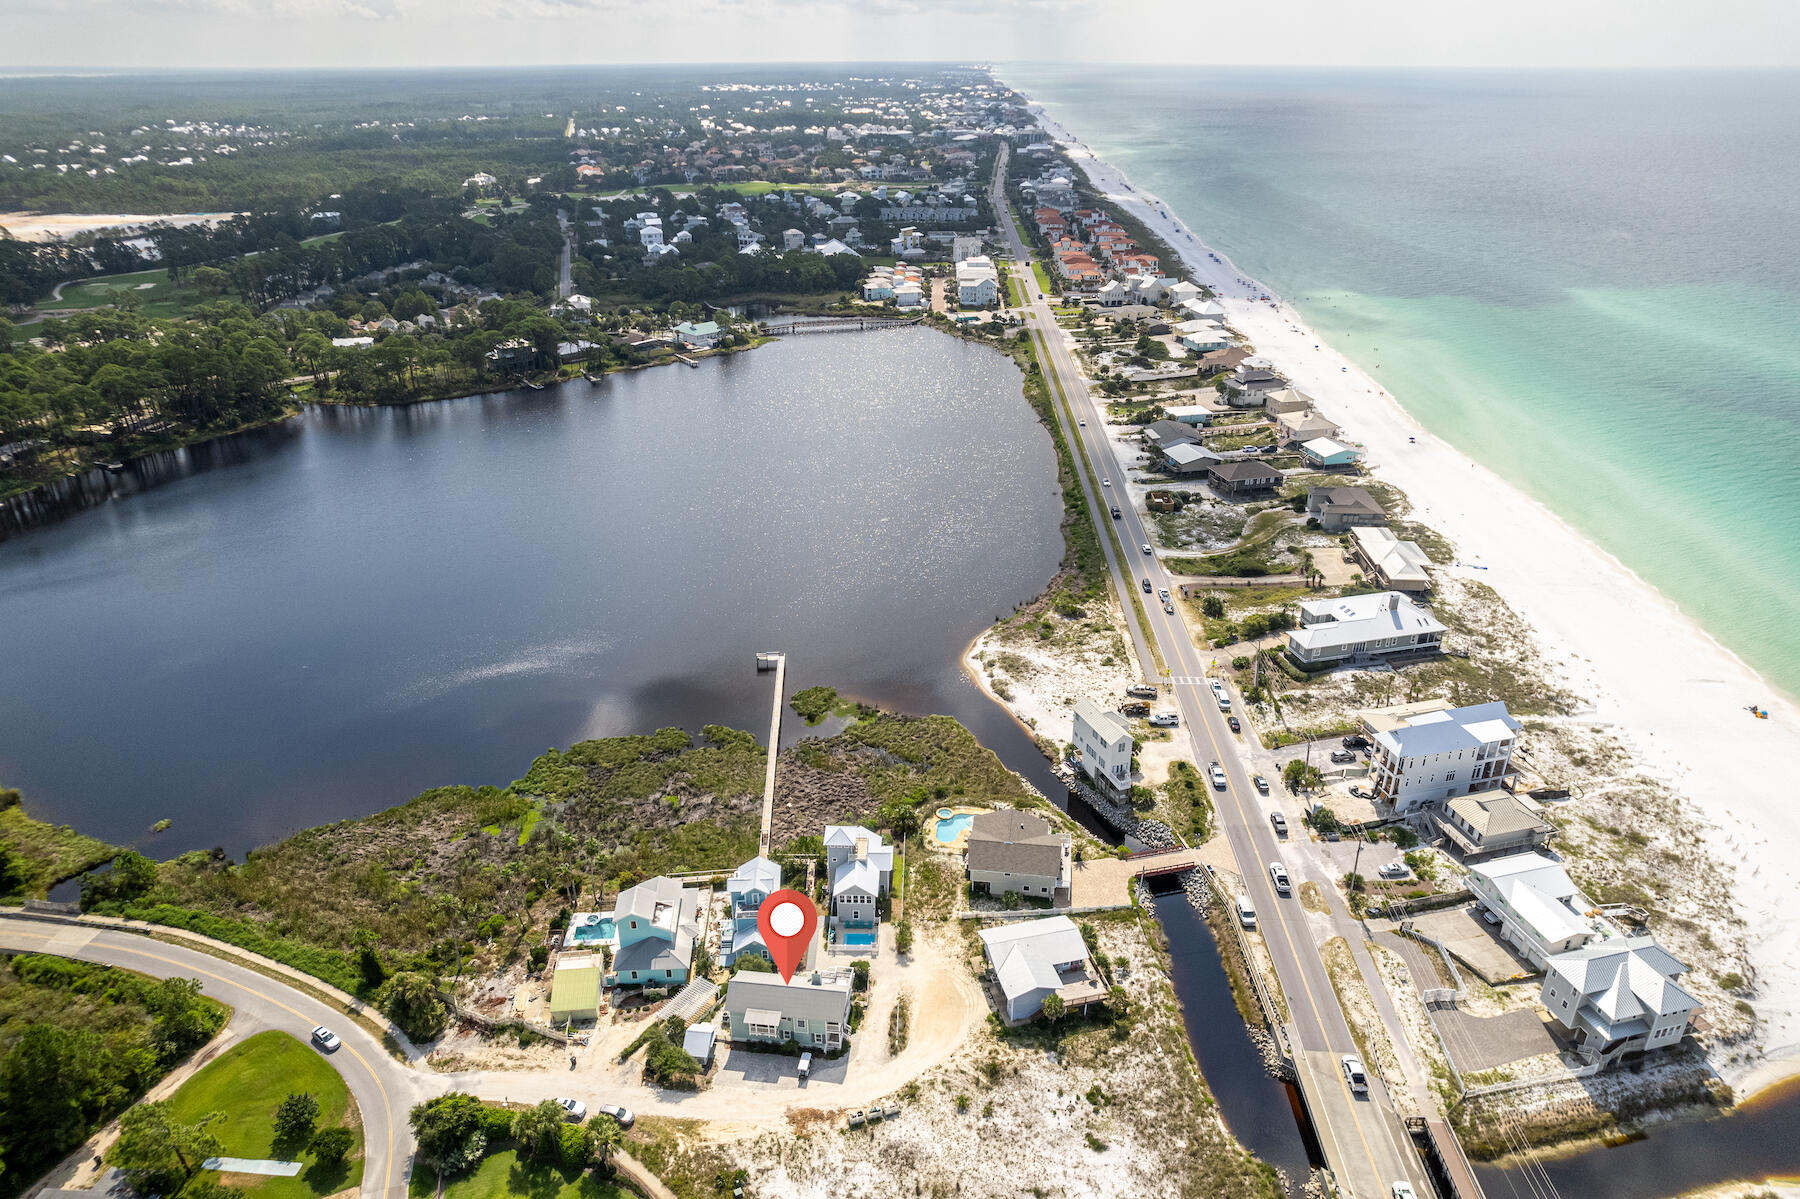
[[1072, 697, 1129, 743], [1290, 591, 1446, 653], [1302, 437, 1356, 459], [1470, 853, 1595, 947], [727, 855, 780, 898], [1352, 526, 1432, 588], [980, 916, 1088, 1002], [824, 825, 892, 875], [832, 858, 880, 898], [1164, 442, 1221, 466], [1549, 937, 1696, 1024], [1376, 701, 1519, 758]]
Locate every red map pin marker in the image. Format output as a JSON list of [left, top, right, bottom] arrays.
[[756, 888, 818, 983]]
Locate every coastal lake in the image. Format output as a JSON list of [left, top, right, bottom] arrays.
[[0, 329, 1077, 854]]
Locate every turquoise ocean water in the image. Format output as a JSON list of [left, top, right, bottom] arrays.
[[1003, 66, 1800, 698]]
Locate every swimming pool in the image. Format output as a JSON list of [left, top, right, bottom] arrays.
[[936, 806, 954, 819], [566, 914, 616, 945], [843, 930, 877, 946], [933, 813, 973, 844]]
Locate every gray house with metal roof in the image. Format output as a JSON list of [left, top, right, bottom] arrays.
[[965, 808, 1072, 903], [722, 969, 854, 1050]]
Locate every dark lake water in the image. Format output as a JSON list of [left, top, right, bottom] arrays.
[[0, 330, 1074, 855]]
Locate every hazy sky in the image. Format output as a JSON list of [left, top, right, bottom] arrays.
[[7, 0, 1799, 70]]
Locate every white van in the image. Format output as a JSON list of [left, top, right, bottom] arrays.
[[1211, 681, 1232, 712], [1235, 895, 1256, 928]]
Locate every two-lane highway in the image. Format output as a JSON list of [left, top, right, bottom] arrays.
[[0, 915, 429, 1199], [991, 151, 1429, 1199]]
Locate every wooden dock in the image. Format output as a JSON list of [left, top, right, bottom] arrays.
[[757, 651, 786, 856], [1129, 846, 1201, 878], [763, 316, 922, 336]]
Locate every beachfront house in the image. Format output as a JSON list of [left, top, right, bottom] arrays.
[[1278, 411, 1341, 446], [1307, 486, 1387, 533], [1179, 326, 1231, 355], [1262, 387, 1314, 417], [1222, 366, 1285, 407], [609, 875, 699, 987], [1165, 281, 1202, 306], [1365, 700, 1521, 812], [1433, 791, 1554, 860], [980, 916, 1106, 1023], [1351, 525, 1433, 592], [672, 320, 722, 349], [720, 855, 781, 967], [964, 808, 1072, 902], [1285, 591, 1446, 667], [1072, 697, 1133, 799], [1299, 437, 1361, 468], [1206, 460, 1282, 496], [1541, 938, 1699, 1065], [824, 825, 892, 944], [1162, 442, 1223, 475], [722, 969, 854, 1050], [1466, 852, 1608, 970]]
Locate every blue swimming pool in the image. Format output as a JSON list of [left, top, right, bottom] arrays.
[[566, 914, 616, 945], [843, 930, 877, 946], [934, 813, 972, 843]]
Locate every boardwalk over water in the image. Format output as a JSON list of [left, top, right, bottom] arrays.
[[763, 317, 922, 336], [756, 651, 785, 856]]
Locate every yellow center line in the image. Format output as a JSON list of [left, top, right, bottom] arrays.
[[1, 926, 397, 1198]]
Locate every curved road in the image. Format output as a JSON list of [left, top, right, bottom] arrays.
[[0, 915, 429, 1199], [991, 145, 1430, 1199]]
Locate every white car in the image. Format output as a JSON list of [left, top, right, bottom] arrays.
[[1268, 862, 1290, 894], [1078, 419, 1086, 427], [1140, 543, 1152, 555], [1340, 1054, 1368, 1093], [593, 1104, 635, 1129], [555, 1097, 587, 1122], [1157, 588, 1169, 601], [310, 1026, 341, 1053], [1208, 763, 1227, 789], [1102, 478, 1111, 487], [1391, 1184, 1418, 1199]]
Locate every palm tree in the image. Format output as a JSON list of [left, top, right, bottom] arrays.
[[588, 1114, 622, 1169]]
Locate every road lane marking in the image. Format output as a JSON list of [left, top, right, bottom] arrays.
[[0, 924, 398, 1199]]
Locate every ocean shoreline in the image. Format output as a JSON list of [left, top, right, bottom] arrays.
[[1003, 85, 1800, 1094]]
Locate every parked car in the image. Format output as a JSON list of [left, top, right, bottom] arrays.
[[1482, 908, 1502, 926], [1227, 715, 1241, 733], [1378, 861, 1408, 880], [1329, 750, 1356, 764], [555, 1098, 587, 1122], [1126, 683, 1158, 699], [1340, 1054, 1368, 1093], [1253, 774, 1269, 794], [1149, 712, 1179, 728], [798, 1052, 813, 1081], [1120, 701, 1150, 717], [1208, 762, 1227, 789], [594, 1104, 635, 1129], [1342, 734, 1370, 749], [1268, 862, 1291, 894], [1235, 894, 1256, 929], [1270, 812, 1288, 837], [1110, 505, 1122, 519], [310, 1026, 341, 1054]]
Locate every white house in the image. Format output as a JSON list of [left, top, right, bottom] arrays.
[[1164, 405, 1214, 426], [639, 224, 664, 249], [980, 916, 1104, 1022], [1165, 281, 1202, 306], [1466, 852, 1609, 970], [1351, 525, 1433, 592], [955, 255, 999, 307], [1179, 326, 1231, 354], [824, 825, 892, 941], [1365, 700, 1521, 812], [952, 235, 984, 262], [1071, 698, 1132, 798], [891, 226, 926, 256], [1285, 591, 1446, 667], [1541, 937, 1699, 1064], [672, 321, 722, 348], [1095, 280, 1130, 307], [893, 282, 924, 308], [1179, 298, 1228, 323]]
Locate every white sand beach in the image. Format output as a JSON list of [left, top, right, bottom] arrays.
[[1032, 106, 1800, 1092], [0, 210, 244, 242]]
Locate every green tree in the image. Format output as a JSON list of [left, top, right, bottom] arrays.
[[587, 1113, 622, 1169], [272, 1092, 320, 1148], [1040, 994, 1065, 1023], [309, 1126, 354, 1167], [382, 971, 448, 1041], [111, 1102, 223, 1192], [408, 1093, 486, 1175], [509, 1100, 566, 1161], [893, 920, 913, 955], [1201, 593, 1227, 619]]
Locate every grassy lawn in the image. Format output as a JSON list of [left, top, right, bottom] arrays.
[[166, 1030, 363, 1199], [438, 1149, 633, 1199], [32, 268, 209, 320], [1030, 260, 1054, 295]]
